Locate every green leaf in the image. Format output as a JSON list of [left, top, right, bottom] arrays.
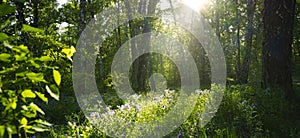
[[0, 126, 5, 138], [21, 108, 36, 118], [35, 92, 48, 103], [36, 56, 52, 62], [29, 103, 45, 115], [30, 125, 48, 132], [29, 59, 40, 68], [62, 46, 76, 61], [0, 53, 11, 62], [0, 18, 10, 30], [6, 125, 17, 135], [0, 4, 16, 17], [33, 119, 52, 127], [11, 102, 17, 109], [12, 45, 29, 53], [26, 72, 47, 83], [0, 33, 9, 42], [3, 41, 14, 49], [21, 90, 36, 98], [22, 24, 44, 33], [46, 85, 59, 101], [15, 53, 27, 61], [16, 71, 28, 77], [20, 117, 28, 126], [53, 69, 61, 86], [0, 67, 16, 74]]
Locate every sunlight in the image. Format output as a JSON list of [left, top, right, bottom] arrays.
[[180, 0, 210, 11], [58, 0, 68, 8]]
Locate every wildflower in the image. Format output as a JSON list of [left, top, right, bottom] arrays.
[[178, 132, 183, 137], [105, 106, 111, 111], [120, 103, 131, 110], [164, 89, 169, 93], [133, 104, 140, 111], [108, 110, 115, 116], [170, 90, 175, 93], [90, 112, 100, 118]]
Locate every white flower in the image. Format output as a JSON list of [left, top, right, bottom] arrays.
[[108, 110, 115, 116], [164, 89, 169, 93], [120, 103, 131, 110], [133, 104, 140, 111]]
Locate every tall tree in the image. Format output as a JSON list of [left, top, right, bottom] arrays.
[[235, 0, 241, 81], [15, 0, 26, 29], [137, 0, 159, 92], [238, 0, 256, 83], [262, 0, 296, 97], [125, 0, 159, 92], [80, 0, 87, 34], [32, 0, 39, 27]]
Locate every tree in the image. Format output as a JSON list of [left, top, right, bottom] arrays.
[[235, 0, 241, 82], [238, 0, 256, 84], [124, 0, 159, 92], [262, 0, 296, 98]]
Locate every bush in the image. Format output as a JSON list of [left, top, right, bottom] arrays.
[[40, 84, 300, 137]]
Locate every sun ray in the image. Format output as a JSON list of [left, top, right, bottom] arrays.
[[180, 0, 210, 11]]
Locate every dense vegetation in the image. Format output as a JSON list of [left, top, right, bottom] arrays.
[[0, 0, 300, 137]]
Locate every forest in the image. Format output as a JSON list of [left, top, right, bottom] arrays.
[[0, 0, 300, 137]]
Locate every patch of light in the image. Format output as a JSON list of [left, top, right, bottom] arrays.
[[180, 0, 210, 12], [58, 0, 69, 8], [57, 22, 72, 34]]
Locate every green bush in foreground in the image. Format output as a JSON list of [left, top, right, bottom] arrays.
[[35, 85, 300, 137]]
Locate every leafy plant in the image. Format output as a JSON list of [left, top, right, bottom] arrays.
[[0, 3, 76, 137]]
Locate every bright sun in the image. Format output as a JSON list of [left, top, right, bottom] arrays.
[[181, 0, 210, 11]]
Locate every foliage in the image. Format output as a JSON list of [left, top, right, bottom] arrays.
[[38, 85, 300, 137], [0, 0, 299, 137], [0, 3, 75, 137]]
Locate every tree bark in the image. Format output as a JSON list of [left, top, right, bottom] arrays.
[[239, 0, 256, 84], [262, 0, 295, 98], [124, 0, 140, 91], [15, 0, 26, 29], [215, 0, 220, 40], [80, 0, 87, 34], [33, 0, 39, 27], [87, 0, 94, 19], [79, 0, 87, 94], [235, 0, 241, 82], [137, 0, 159, 92]]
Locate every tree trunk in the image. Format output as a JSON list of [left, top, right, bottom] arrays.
[[137, 0, 159, 92], [78, 0, 87, 94], [124, 0, 158, 92], [215, 0, 220, 39], [262, 0, 295, 98], [124, 0, 139, 91], [15, 0, 26, 29], [87, 0, 94, 19], [80, 0, 87, 34], [239, 0, 256, 84], [33, 0, 38, 27], [235, 0, 241, 82]]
